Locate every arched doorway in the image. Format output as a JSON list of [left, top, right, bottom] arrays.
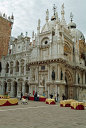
[[14, 82, 17, 97], [65, 69, 73, 99], [25, 82, 29, 93], [65, 77, 68, 100]]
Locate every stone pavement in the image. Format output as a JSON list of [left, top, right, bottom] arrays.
[[0, 99, 86, 128]]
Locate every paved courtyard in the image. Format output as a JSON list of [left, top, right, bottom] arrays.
[[0, 99, 86, 128]]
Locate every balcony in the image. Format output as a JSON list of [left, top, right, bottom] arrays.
[[29, 54, 69, 63]]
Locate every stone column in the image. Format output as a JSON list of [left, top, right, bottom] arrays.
[[57, 64, 60, 81], [10, 83, 14, 97], [83, 72, 85, 85], [35, 85, 37, 92], [56, 85, 57, 93], [36, 67, 38, 82], [58, 44, 60, 55], [62, 67, 65, 82], [22, 83, 25, 96], [55, 64, 57, 81], [48, 85, 50, 98], [49, 44, 51, 56], [19, 65, 21, 76], [76, 71, 78, 84], [13, 61, 15, 76], [30, 67, 32, 82], [24, 60, 26, 75], [7, 82, 9, 92], [29, 85, 31, 94], [77, 87, 79, 100], [9, 63, 10, 76], [48, 65, 50, 81]]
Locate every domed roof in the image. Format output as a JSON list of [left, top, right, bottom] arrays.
[[70, 28, 85, 41], [68, 22, 76, 29]]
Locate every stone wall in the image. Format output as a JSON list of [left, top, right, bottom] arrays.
[[0, 17, 11, 59]]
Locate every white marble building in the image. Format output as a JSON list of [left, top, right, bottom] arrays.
[[0, 4, 86, 100]]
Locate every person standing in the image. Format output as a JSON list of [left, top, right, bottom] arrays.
[[54, 93, 57, 102], [21, 92, 23, 100], [62, 94, 65, 100], [57, 93, 59, 102]]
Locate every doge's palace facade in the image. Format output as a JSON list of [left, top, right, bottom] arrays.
[[0, 4, 86, 100]]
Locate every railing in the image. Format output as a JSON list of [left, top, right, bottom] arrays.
[[29, 54, 69, 63]]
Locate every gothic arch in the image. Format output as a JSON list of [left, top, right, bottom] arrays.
[[64, 41, 72, 53], [65, 69, 73, 85], [15, 60, 19, 72], [6, 62, 9, 73]]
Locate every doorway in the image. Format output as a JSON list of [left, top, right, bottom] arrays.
[[14, 82, 17, 97]]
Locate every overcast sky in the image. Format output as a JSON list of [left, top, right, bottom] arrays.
[[0, 0, 86, 40]]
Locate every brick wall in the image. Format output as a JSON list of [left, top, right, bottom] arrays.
[[0, 17, 11, 59]]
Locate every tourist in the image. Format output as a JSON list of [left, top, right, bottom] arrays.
[[62, 94, 65, 100], [50, 93, 53, 99], [57, 93, 59, 102], [20, 92, 23, 100], [43, 92, 45, 97], [54, 93, 57, 102]]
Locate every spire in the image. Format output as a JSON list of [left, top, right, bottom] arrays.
[[11, 13, 14, 20], [46, 9, 49, 22], [61, 3, 65, 20], [70, 12, 74, 22], [53, 4, 57, 15], [37, 19, 41, 35], [51, 4, 57, 21]]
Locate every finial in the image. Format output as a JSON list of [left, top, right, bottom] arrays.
[[53, 4, 57, 15], [62, 3, 64, 11], [38, 19, 41, 27], [11, 13, 14, 20], [26, 31, 28, 36], [32, 31, 34, 38], [46, 9, 49, 22], [70, 12, 74, 22], [3, 13, 5, 17]]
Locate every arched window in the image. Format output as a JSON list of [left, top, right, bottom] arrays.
[[6, 63, 9, 73], [16, 61, 19, 72]]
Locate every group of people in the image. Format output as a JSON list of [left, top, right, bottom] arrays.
[[21, 91, 65, 101], [49, 93, 65, 102], [49, 93, 59, 102]]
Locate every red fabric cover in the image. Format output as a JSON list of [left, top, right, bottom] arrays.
[[71, 106, 74, 109], [23, 96, 25, 99], [29, 96, 34, 100], [46, 101, 49, 104], [0, 101, 18, 106], [50, 101, 56, 105], [65, 104, 70, 107], [60, 104, 63, 107], [39, 97, 46, 102], [76, 105, 84, 110], [46, 101, 55, 105]]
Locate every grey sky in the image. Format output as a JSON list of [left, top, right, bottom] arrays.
[[0, 0, 86, 40]]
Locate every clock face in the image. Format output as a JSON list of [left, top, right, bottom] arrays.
[[16, 44, 22, 52]]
